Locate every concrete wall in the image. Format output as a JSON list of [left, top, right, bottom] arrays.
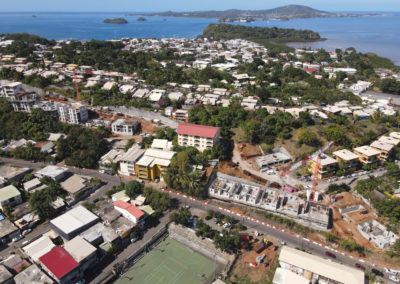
[[168, 223, 231, 266]]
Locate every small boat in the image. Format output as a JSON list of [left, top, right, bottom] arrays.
[[32, 15, 37, 18]]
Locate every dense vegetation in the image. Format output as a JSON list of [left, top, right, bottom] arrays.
[[203, 24, 321, 42], [0, 99, 110, 168]]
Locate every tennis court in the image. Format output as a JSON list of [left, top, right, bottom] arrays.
[[115, 238, 216, 284]]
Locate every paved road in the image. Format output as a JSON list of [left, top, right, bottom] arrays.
[[1, 157, 398, 283]]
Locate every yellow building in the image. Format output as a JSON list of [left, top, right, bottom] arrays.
[[353, 146, 380, 165], [332, 149, 360, 172], [308, 155, 338, 179], [370, 141, 394, 161], [135, 148, 176, 181]]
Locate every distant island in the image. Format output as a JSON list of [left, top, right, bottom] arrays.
[[104, 18, 128, 24], [137, 17, 147, 22], [129, 4, 362, 21]]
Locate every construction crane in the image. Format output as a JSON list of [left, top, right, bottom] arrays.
[[310, 154, 321, 201], [73, 69, 81, 102], [280, 141, 334, 177]]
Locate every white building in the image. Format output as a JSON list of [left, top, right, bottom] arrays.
[[119, 144, 145, 176], [58, 103, 88, 124], [277, 246, 364, 284], [0, 82, 39, 112], [177, 122, 220, 152], [111, 119, 140, 136]]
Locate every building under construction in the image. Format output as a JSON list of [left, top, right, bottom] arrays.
[[208, 172, 332, 230]]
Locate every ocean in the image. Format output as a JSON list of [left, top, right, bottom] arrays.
[[0, 12, 399, 65]]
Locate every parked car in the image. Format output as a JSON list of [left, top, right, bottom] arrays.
[[355, 263, 365, 270], [389, 275, 399, 283], [385, 268, 398, 275], [22, 229, 31, 236], [325, 251, 336, 258], [12, 235, 23, 242]]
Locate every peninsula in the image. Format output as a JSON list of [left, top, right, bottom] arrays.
[[103, 18, 128, 24]]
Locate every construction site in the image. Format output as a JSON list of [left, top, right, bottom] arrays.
[[208, 172, 332, 230]]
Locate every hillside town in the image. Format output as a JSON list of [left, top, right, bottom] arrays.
[[0, 31, 400, 284]]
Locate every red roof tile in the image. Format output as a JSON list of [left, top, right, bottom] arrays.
[[39, 246, 79, 280], [177, 123, 219, 139], [113, 200, 144, 219]]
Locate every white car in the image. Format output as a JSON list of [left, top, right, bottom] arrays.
[[385, 268, 398, 275], [389, 275, 399, 282]]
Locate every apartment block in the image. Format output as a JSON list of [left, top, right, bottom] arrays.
[[308, 155, 338, 179], [333, 149, 360, 172], [177, 122, 220, 152], [111, 119, 140, 136], [353, 146, 380, 165], [58, 103, 88, 124], [370, 140, 394, 161], [0, 82, 39, 112], [119, 144, 145, 176], [135, 148, 176, 181]]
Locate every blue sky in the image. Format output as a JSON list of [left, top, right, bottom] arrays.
[[1, 0, 399, 12]]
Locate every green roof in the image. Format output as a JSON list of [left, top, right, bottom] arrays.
[[111, 190, 130, 201], [0, 185, 21, 203], [139, 205, 155, 215]]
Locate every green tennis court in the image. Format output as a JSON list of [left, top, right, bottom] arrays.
[[115, 238, 217, 284]]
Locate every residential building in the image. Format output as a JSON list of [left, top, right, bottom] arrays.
[[22, 235, 55, 262], [0, 185, 22, 210], [113, 200, 145, 224], [273, 267, 309, 284], [0, 82, 39, 112], [172, 109, 188, 122], [353, 146, 380, 165], [0, 218, 19, 244], [378, 135, 400, 146], [60, 174, 89, 196], [58, 103, 88, 124], [308, 155, 338, 179], [118, 144, 145, 176], [177, 122, 220, 152], [50, 205, 100, 240], [135, 148, 176, 181], [241, 96, 260, 110], [0, 165, 30, 188], [255, 148, 292, 171], [0, 265, 13, 284], [14, 264, 54, 284], [63, 236, 98, 272], [357, 220, 399, 249], [35, 166, 68, 182], [390, 131, 400, 140], [277, 246, 364, 284], [370, 140, 394, 160], [99, 149, 125, 172], [333, 149, 360, 172], [151, 139, 173, 151], [208, 173, 332, 230], [111, 119, 140, 136], [39, 246, 80, 284]]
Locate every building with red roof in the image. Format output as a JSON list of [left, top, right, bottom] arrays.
[[113, 200, 145, 224], [177, 122, 220, 152], [39, 246, 79, 283]]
